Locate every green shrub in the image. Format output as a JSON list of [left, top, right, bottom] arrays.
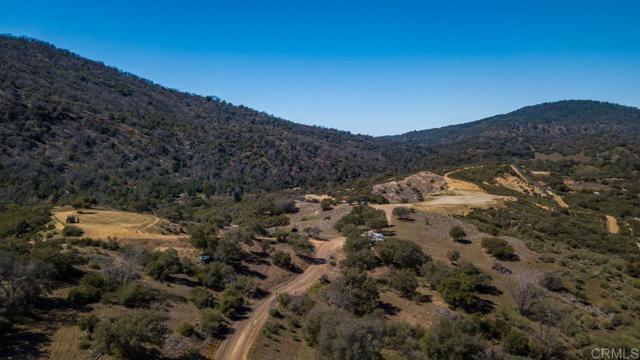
[[320, 198, 333, 211], [78, 314, 100, 333], [176, 322, 195, 337], [539, 272, 563, 291], [392, 206, 413, 220], [68, 285, 102, 305], [271, 251, 292, 269], [449, 226, 467, 242], [419, 317, 485, 359], [334, 205, 387, 232], [503, 330, 530, 356], [436, 263, 491, 310], [143, 249, 183, 281], [481, 237, 516, 260], [200, 309, 226, 337], [377, 238, 428, 270], [447, 250, 461, 262], [63, 225, 85, 237], [115, 282, 157, 308], [190, 287, 216, 309], [262, 320, 281, 337], [199, 261, 235, 291], [389, 269, 418, 297], [93, 312, 167, 359], [218, 285, 244, 318]]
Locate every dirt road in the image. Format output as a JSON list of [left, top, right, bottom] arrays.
[[215, 236, 345, 360]]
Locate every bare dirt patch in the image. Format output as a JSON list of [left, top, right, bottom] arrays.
[[495, 165, 568, 208], [52, 207, 186, 241], [605, 215, 620, 234], [372, 171, 448, 203], [372, 168, 513, 216], [530, 171, 551, 176]]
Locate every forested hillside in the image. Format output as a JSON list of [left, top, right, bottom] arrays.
[[0, 36, 424, 209], [386, 100, 640, 166], [2, 35, 640, 210]]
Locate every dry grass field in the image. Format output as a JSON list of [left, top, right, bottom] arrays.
[[51, 207, 187, 241]]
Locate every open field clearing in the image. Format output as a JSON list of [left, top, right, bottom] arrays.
[[373, 168, 515, 216], [52, 207, 186, 241]]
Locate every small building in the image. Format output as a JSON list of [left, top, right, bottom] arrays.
[[66, 215, 79, 224]]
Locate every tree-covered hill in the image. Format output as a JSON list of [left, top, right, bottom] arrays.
[[0, 35, 422, 208], [2, 35, 640, 210], [385, 100, 640, 166]]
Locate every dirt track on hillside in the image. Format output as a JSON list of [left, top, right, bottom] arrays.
[[215, 236, 345, 360]]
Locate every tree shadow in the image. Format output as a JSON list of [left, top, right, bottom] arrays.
[[300, 255, 326, 265], [498, 254, 520, 262], [461, 298, 495, 314], [245, 253, 271, 265], [170, 275, 201, 288], [253, 288, 271, 300], [379, 301, 400, 316], [0, 330, 49, 360], [381, 229, 396, 237], [477, 284, 502, 296], [236, 266, 267, 279], [455, 238, 473, 245]]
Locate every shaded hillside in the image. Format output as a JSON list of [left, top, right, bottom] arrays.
[[385, 100, 640, 166], [0, 36, 425, 209]]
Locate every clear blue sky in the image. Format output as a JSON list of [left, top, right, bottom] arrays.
[[2, 1, 640, 135]]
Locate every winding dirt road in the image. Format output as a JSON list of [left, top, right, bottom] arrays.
[[215, 236, 345, 360]]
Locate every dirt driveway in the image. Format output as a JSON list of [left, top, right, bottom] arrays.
[[215, 236, 345, 360]]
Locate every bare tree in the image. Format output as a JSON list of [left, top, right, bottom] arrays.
[[0, 253, 41, 314], [507, 272, 543, 316], [303, 226, 322, 240], [103, 246, 144, 286], [531, 324, 564, 359]]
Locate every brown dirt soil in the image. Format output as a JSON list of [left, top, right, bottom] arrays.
[[379, 290, 447, 328], [494, 165, 568, 208], [530, 171, 551, 176], [605, 215, 620, 234], [372, 171, 448, 203], [443, 169, 484, 192], [52, 207, 187, 241], [216, 236, 345, 360], [372, 168, 514, 217]]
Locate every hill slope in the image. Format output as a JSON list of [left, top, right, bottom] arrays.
[[2, 35, 640, 209], [385, 100, 640, 166], [0, 36, 423, 208]]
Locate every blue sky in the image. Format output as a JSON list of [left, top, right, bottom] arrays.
[[2, 1, 640, 135]]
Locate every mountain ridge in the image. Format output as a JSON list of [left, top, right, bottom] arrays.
[[2, 35, 640, 209]]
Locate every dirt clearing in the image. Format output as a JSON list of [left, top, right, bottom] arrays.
[[605, 215, 620, 234], [52, 208, 186, 241]]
